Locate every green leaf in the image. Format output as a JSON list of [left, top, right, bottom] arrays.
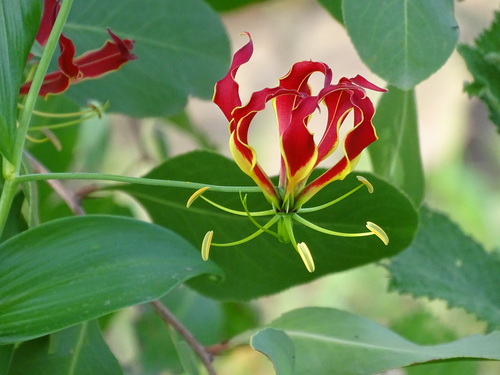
[[0, 344, 14, 374], [390, 311, 478, 375], [63, 0, 230, 118], [0, 0, 41, 160], [369, 86, 424, 206], [120, 151, 418, 301], [387, 206, 500, 330], [6, 321, 122, 375], [458, 11, 500, 132], [343, 0, 459, 89], [266, 307, 500, 375], [317, 0, 344, 25], [0, 215, 220, 344], [251, 328, 295, 375], [204, 0, 268, 12]]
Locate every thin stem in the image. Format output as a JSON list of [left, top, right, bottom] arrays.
[[151, 300, 217, 375], [0, 178, 20, 236], [0, 0, 73, 237], [15, 172, 262, 193], [13, 0, 73, 172]]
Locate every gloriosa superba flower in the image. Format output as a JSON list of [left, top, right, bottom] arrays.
[[188, 33, 389, 272]]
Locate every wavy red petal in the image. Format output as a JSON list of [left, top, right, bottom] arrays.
[[213, 32, 253, 120]]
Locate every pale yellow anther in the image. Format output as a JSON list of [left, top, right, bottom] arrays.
[[201, 231, 214, 261], [357, 176, 374, 193], [297, 242, 315, 273], [366, 221, 389, 245], [186, 187, 210, 208]]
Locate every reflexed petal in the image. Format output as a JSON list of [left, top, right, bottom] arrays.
[[229, 87, 297, 206], [75, 29, 136, 79], [20, 30, 136, 97], [213, 32, 253, 120], [57, 34, 79, 78], [35, 0, 61, 48], [275, 61, 332, 133], [279, 95, 319, 198], [229, 128, 280, 206], [349, 74, 387, 92], [295, 80, 380, 206]]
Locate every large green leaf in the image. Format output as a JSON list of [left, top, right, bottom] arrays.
[[458, 10, 500, 132], [342, 0, 459, 89], [369, 86, 424, 206], [0, 215, 220, 343], [6, 321, 122, 375], [0, 0, 41, 160], [62, 0, 230, 117], [261, 307, 500, 375], [387, 206, 500, 330], [120, 151, 418, 300]]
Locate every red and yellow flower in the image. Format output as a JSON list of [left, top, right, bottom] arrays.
[[189, 33, 388, 272]]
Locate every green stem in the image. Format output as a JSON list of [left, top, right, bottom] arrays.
[[13, 0, 73, 173], [15, 172, 262, 193], [0, 0, 73, 237]]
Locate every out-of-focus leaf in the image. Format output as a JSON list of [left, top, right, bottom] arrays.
[[369, 86, 424, 206], [251, 328, 295, 375], [266, 307, 500, 374], [387, 206, 500, 330], [0, 344, 14, 374], [0, 215, 220, 343], [390, 310, 478, 375], [317, 0, 343, 25], [0, 192, 27, 242], [63, 0, 230, 117], [458, 11, 500, 132], [135, 286, 259, 374], [120, 151, 418, 301], [204, 0, 268, 12], [6, 321, 122, 375], [343, 0, 459, 89], [0, 0, 41, 160]]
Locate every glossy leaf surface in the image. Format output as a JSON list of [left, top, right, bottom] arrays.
[[0, 215, 220, 343], [121, 151, 418, 301]]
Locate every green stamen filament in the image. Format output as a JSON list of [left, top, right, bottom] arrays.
[[187, 188, 275, 217], [18, 101, 109, 119], [299, 182, 365, 213], [293, 214, 384, 242], [211, 215, 280, 247]]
